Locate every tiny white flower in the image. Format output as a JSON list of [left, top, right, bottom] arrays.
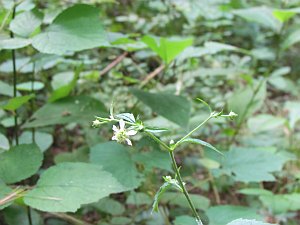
[[228, 111, 238, 117], [111, 119, 137, 146]]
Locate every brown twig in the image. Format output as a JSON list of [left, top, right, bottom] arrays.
[[139, 64, 165, 88], [99, 52, 128, 77]]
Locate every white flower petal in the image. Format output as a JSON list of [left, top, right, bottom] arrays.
[[127, 130, 137, 136], [112, 136, 117, 140], [119, 119, 125, 130], [126, 138, 132, 146], [112, 125, 118, 132]]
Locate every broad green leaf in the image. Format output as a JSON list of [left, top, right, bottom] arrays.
[[227, 219, 274, 225], [142, 35, 193, 64], [247, 114, 286, 133], [0, 144, 43, 184], [160, 192, 210, 211], [9, 9, 43, 37], [111, 217, 131, 225], [132, 149, 172, 172], [93, 197, 125, 215], [3, 205, 42, 225], [24, 162, 126, 212], [131, 89, 191, 127], [217, 147, 288, 182], [207, 205, 261, 225], [17, 81, 44, 91], [203, 41, 249, 55], [198, 158, 220, 169], [174, 216, 198, 225], [32, 4, 108, 55], [179, 138, 222, 155], [0, 38, 31, 50], [260, 193, 300, 214], [1, 94, 34, 111], [19, 131, 53, 152], [282, 29, 300, 50], [126, 192, 152, 206], [23, 95, 106, 128], [0, 81, 18, 97], [90, 142, 142, 190], [0, 133, 9, 151], [232, 7, 281, 32]]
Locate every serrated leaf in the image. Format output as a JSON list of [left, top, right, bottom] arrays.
[[23, 95, 106, 128], [90, 142, 142, 190], [152, 182, 172, 212], [131, 89, 191, 127], [32, 4, 108, 55], [24, 162, 126, 212], [179, 138, 222, 155], [0, 144, 43, 184]]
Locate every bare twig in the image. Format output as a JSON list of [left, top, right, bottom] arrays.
[[139, 64, 165, 88], [99, 52, 128, 77]]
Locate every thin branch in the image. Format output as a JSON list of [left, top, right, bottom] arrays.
[[99, 52, 128, 77], [139, 64, 165, 88]]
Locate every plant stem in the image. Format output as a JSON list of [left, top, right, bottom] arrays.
[[27, 206, 33, 225], [144, 131, 204, 224], [169, 150, 203, 224], [10, 1, 18, 145], [175, 115, 212, 148]]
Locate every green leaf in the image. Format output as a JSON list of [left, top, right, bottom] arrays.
[[238, 188, 273, 196], [142, 35, 193, 64], [126, 192, 152, 206], [131, 89, 191, 127], [23, 95, 106, 128], [132, 149, 172, 172], [48, 69, 79, 102], [217, 147, 288, 182], [174, 216, 198, 225], [17, 81, 44, 91], [284, 101, 300, 129], [93, 197, 125, 215], [9, 9, 43, 37], [203, 42, 249, 55], [232, 7, 281, 32], [282, 29, 300, 50], [32, 4, 108, 55], [152, 182, 172, 212], [1, 94, 34, 111], [24, 162, 126, 212], [179, 138, 222, 155], [259, 193, 300, 214], [0, 144, 43, 184], [273, 9, 296, 23], [227, 219, 274, 225], [207, 205, 261, 225], [0, 38, 31, 50], [19, 131, 53, 152], [0, 81, 19, 97], [90, 142, 142, 190], [54, 146, 89, 163], [247, 114, 286, 134]]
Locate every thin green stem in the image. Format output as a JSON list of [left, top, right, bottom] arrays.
[[144, 131, 203, 224], [27, 206, 33, 225], [169, 151, 203, 224], [10, 1, 18, 145], [175, 115, 212, 148]]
